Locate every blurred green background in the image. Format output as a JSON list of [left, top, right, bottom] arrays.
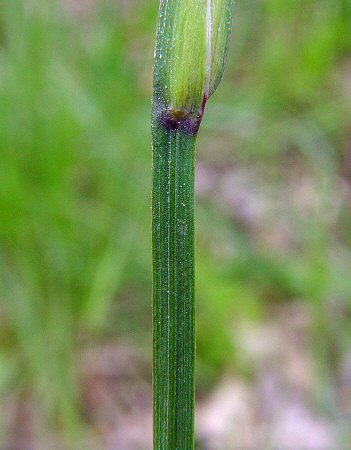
[[1, 0, 351, 448]]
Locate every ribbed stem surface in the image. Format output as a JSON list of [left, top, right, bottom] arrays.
[[152, 120, 196, 449]]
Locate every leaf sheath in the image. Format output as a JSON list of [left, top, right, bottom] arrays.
[[152, 119, 196, 449]]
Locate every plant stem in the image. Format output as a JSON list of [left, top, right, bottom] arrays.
[[152, 1, 234, 447], [152, 119, 196, 449]]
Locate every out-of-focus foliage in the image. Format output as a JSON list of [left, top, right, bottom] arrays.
[[0, 0, 351, 445]]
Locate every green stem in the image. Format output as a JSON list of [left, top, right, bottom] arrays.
[[152, 119, 196, 449]]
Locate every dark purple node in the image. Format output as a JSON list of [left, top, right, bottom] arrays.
[[158, 96, 208, 136]]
